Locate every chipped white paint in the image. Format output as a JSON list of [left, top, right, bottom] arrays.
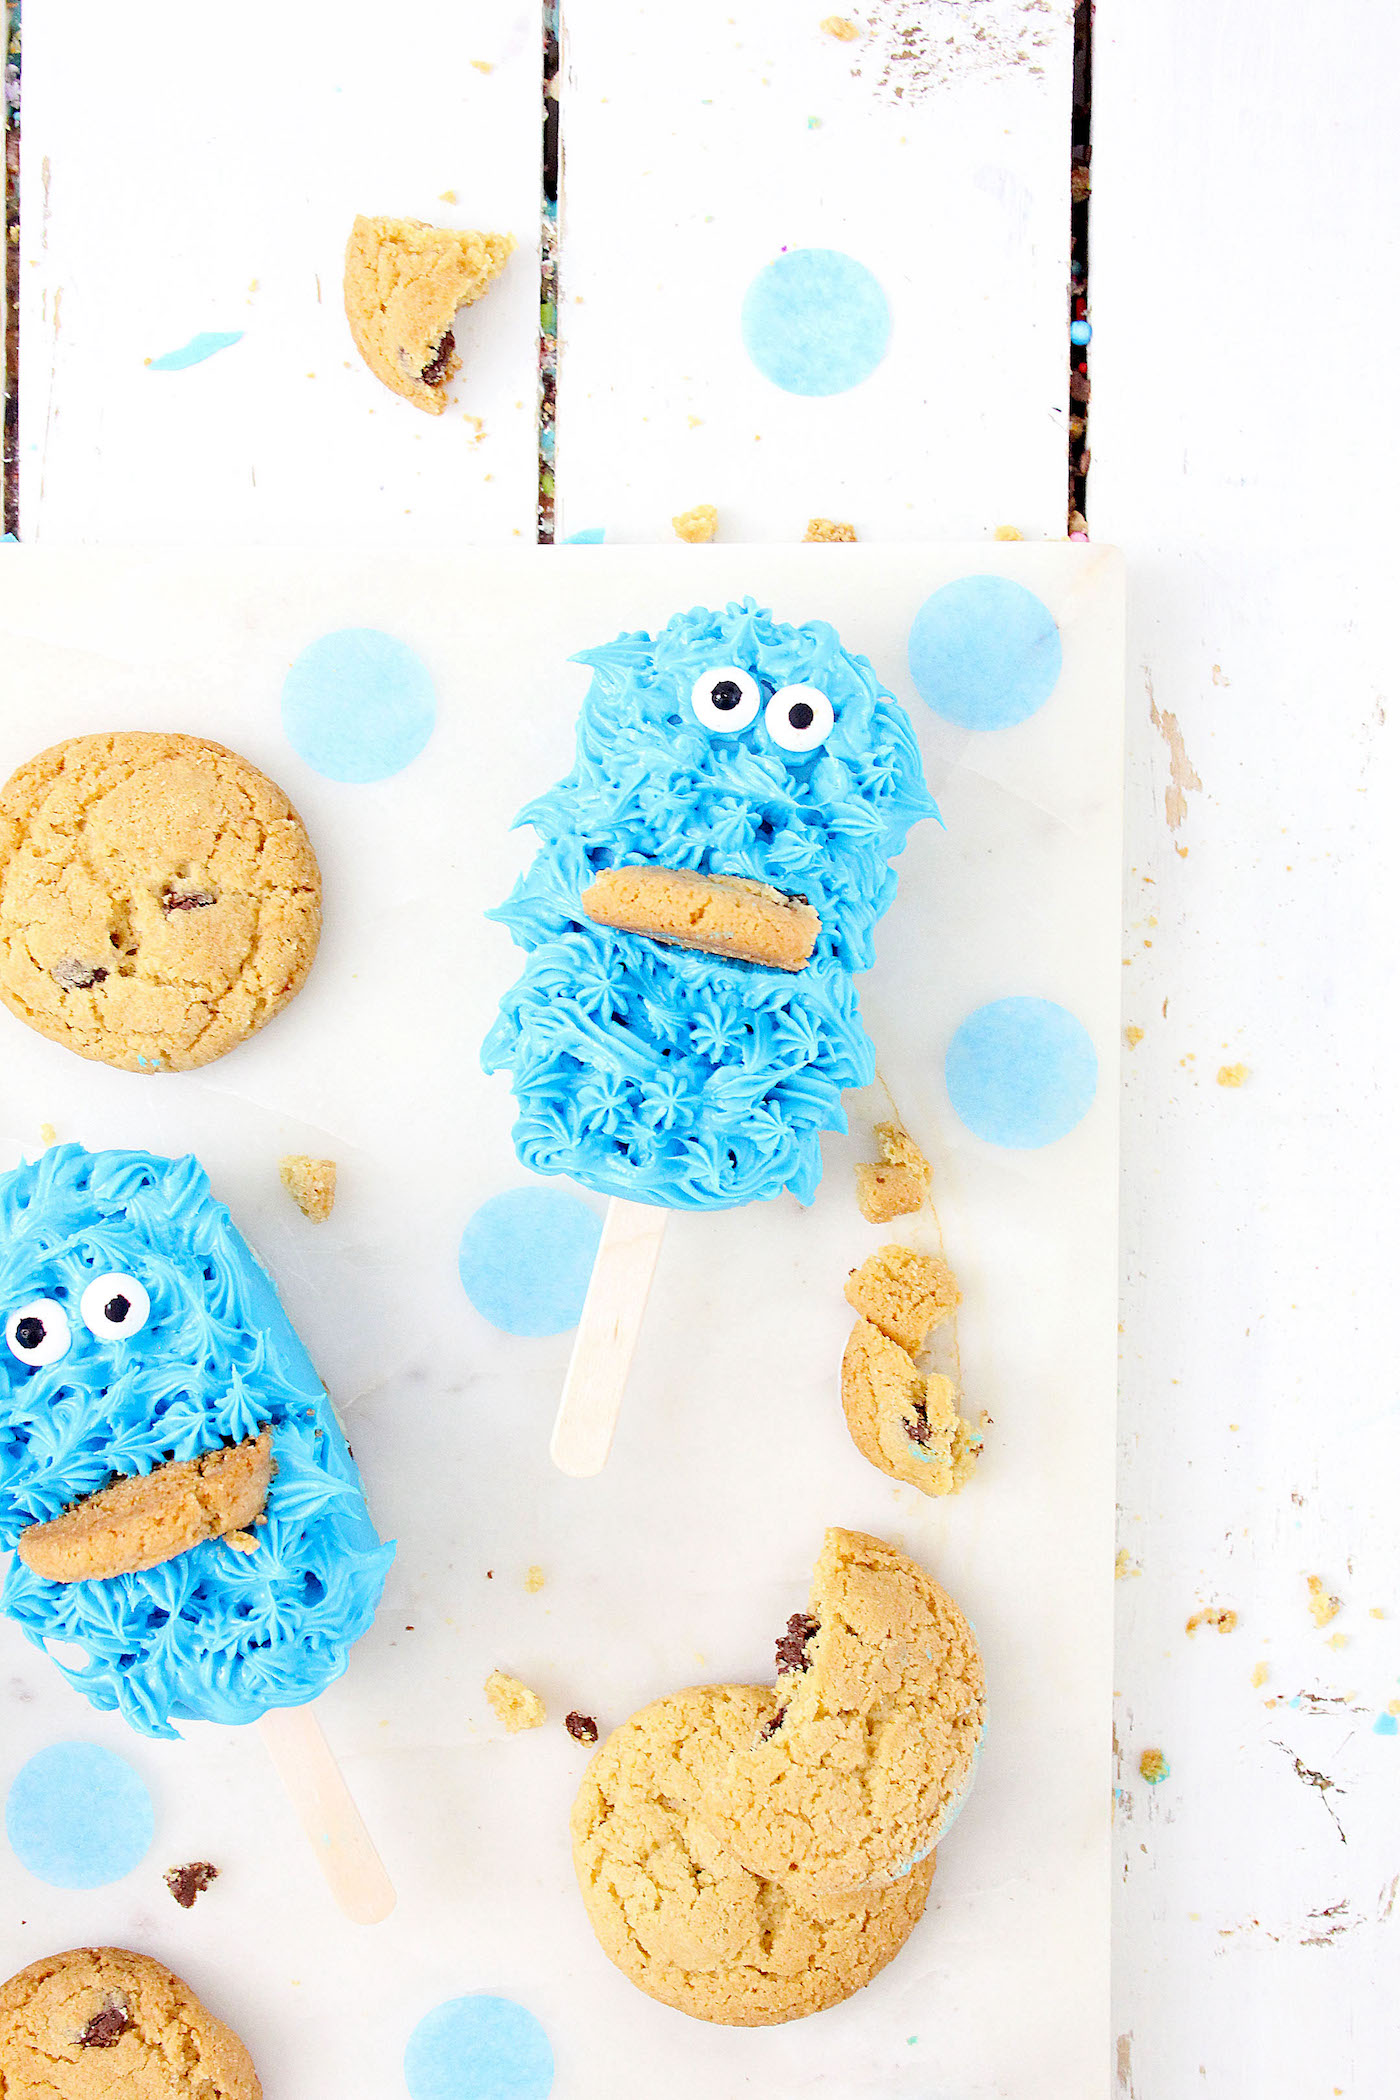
[[1095, 0, 1400, 2091]]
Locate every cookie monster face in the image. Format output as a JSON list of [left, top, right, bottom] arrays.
[[483, 599, 936, 1209], [0, 1144, 392, 1738]]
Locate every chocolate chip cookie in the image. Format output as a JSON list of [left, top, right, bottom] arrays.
[[344, 215, 515, 413], [0, 732, 321, 1071], [0, 1946, 260, 2098], [698, 1529, 985, 1900], [571, 1685, 935, 2025]]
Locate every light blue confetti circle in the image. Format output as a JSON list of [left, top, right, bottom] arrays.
[[6, 1742, 154, 1888], [1375, 1712, 1398, 1737], [946, 997, 1097, 1149], [405, 1996, 554, 2100], [1070, 319, 1092, 346], [459, 1189, 602, 1338], [741, 249, 890, 396], [282, 628, 436, 783], [908, 575, 1063, 730], [562, 527, 604, 544]]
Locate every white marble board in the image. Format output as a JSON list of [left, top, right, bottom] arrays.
[[0, 541, 1122, 2098]]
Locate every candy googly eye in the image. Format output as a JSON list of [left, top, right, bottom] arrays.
[[5, 1298, 71, 1368], [79, 1273, 151, 1342], [690, 666, 761, 734], [765, 684, 835, 754]]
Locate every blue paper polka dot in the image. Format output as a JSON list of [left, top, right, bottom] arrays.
[[946, 998, 1097, 1149], [741, 249, 890, 396], [405, 1996, 553, 2100], [282, 629, 436, 783], [1374, 1712, 1398, 1737], [459, 1189, 602, 1338], [908, 576, 1062, 730], [562, 527, 604, 544], [6, 1742, 154, 1888]]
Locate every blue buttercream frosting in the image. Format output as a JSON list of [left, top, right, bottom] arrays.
[[482, 600, 937, 1208], [0, 1145, 393, 1738]]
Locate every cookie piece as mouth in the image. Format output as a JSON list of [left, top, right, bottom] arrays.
[[698, 1527, 985, 1901], [580, 865, 820, 971], [571, 1685, 935, 2026], [16, 1429, 274, 1583]]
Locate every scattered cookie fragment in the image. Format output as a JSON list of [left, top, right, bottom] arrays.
[[165, 1861, 220, 1909], [279, 1153, 337, 1222], [844, 1243, 958, 1355], [565, 1711, 599, 1744], [38, 1121, 56, 1146], [672, 503, 718, 544], [854, 1122, 931, 1223], [1139, 1747, 1170, 1784], [1216, 1063, 1249, 1087], [820, 14, 861, 39], [842, 1317, 978, 1496], [1114, 1548, 1141, 1581], [1251, 1661, 1269, 1688], [1124, 1025, 1144, 1049], [1185, 1607, 1238, 1637], [1307, 1575, 1342, 1628], [993, 524, 1024, 541], [485, 1669, 546, 1732], [803, 517, 858, 542], [344, 214, 515, 414], [524, 1564, 546, 1594]]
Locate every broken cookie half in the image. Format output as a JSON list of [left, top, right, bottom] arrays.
[[16, 1429, 274, 1582], [344, 214, 516, 414]]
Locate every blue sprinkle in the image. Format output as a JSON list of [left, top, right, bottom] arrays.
[[282, 628, 436, 783], [148, 331, 244, 371], [6, 1742, 154, 1888], [459, 1188, 602, 1338], [908, 575, 1062, 730], [562, 527, 604, 544], [405, 1995, 554, 2100], [1070, 319, 1092, 346], [741, 248, 890, 396], [946, 997, 1098, 1149], [1375, 1713, 1398, 1736]]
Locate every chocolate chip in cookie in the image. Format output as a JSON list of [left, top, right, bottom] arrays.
[[80, 2003, 130, 2047], [565, 1711, 599, 1744], [774, 1612, 819, 1676], [165, 1860, 220, 1909]]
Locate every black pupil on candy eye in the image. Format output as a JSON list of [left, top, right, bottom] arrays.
[[15, 1316, 44, 1351], [711, 680, 743, 711], [788, 702, 815, 731], [104, 1295, 131, 1326]]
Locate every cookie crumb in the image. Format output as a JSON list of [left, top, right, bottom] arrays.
[[845, 1242, 958, 1354], [1115, 1548, 1140, 1580], [279, 1154, 337, 1222], [1124, 1024, 1144, 1048], [994, 524, 1024, 541], [223, 1529, 258, 1554], [804, 516, 857, 542], [1185, 1606, 1238, 1637], [38, 1122, 57, 1146], [1327, 1631, 1349, 1651], [565, 1710, 599, 1744], [165, 1860, 220, 1909], [1217, 1063, 1249, 1087], [1139, 1747, 1170, 1784], [485, 1669, 546, 1732], [524, 1563, 546, 1593], [1251, 1661, 1269, 1688], [1307, 1574, 1342, 1628], [79, 2004, 131, 2047], [470, 58, 494, 72], [820, 14, 860, 38], [673, 503, 718, 543], [855, 1122, 931, 1222]]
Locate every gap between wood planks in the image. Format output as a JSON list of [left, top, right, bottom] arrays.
[[539, 0, 559, 544], [1070, 0, 1091, 534], [2, 0, 18, 539]]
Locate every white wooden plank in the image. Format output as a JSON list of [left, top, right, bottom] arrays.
[[1092, 3, 1400, 2094], [556, 0, 1074, 544], [18, 0, 543, 544]]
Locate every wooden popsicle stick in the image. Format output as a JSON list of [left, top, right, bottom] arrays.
[[258, 1703, 396, 1924], [551, 1197, 670, 1476]]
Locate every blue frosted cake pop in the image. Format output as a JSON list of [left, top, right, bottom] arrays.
[[483, 599, 936, 1208], [0, 1144, 393, 1739]]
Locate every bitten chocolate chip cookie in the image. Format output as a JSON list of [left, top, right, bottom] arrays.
[[344, 215, 515, 413], [0, 732, 321, 1072], [698, 1529, 985, 1900], [0, 1946, 260, 2098], [842, 1317, 980, 1496], [571, 1685, 935, 2026]]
